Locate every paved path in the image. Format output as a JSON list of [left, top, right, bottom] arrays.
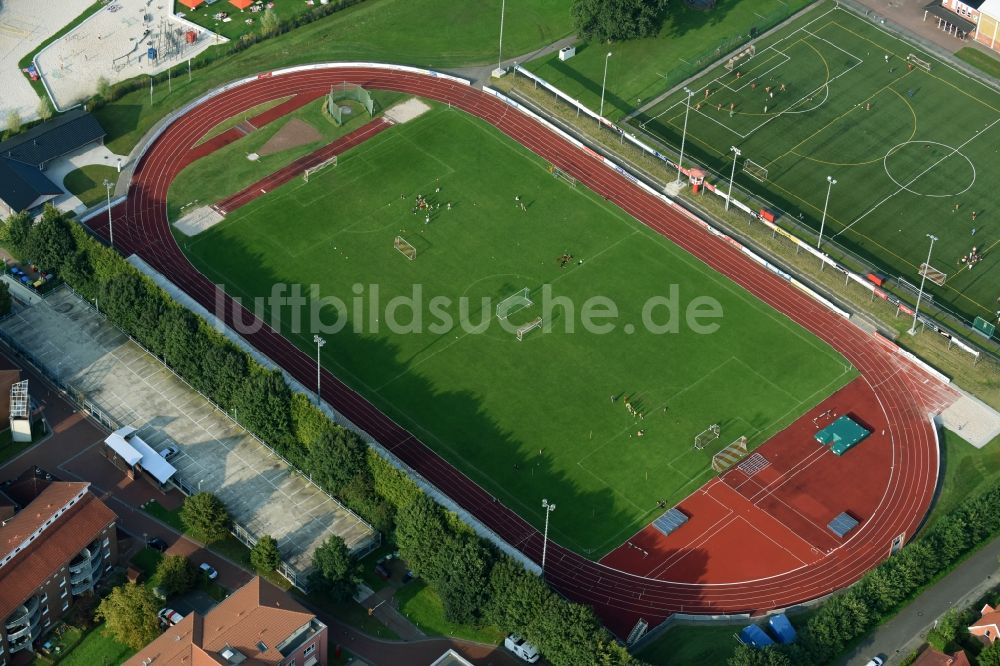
[[448, 35, 577, 88], [0, 347, 519, 664], [841, 535, 1000, 665]]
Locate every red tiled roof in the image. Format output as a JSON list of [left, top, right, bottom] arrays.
[[229, 0, 253, 9], [0, 484, 115, 620], [912, 647, 971, 666], [126, 578, 319, 665]]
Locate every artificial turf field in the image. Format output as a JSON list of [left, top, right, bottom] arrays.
[[181, 103, 855, 557], [632, 1, 1000, 324]]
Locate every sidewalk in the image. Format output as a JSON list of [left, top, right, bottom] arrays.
[[841, 535, 1000, 665]]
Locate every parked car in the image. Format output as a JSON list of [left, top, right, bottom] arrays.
[[158, 608, 184, 626], [864, 658, 884, 666], [158, 445, 179, 459], [504, 635, 540, 664], [148, 537, 168, 552], [199, 562, 219, 580]]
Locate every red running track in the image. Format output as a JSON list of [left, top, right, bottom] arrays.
[[89, 65, 939, 638]]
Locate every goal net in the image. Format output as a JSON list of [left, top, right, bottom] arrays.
[[919, 262, 946, 286], [516, 317, 543, 342], [303, 155, 337, 182], [724, 44, 756, 71], [550, 165, 577, 188], [496, 287, 533, 320], [712, 436, 748, 472], [694, 424, 721, 450], [394, 235, 416, 261], [742, 158, 768, 183], [906, 53, 931, 71]]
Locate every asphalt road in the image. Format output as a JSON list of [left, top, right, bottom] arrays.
[[841, 535, 1000, 665]]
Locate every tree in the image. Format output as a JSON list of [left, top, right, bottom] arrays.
[[307, 427, 367, 494], [5, 110, 21, 136], [980, 640, 1000, 666], [728, 644, 791, 666], [96, 76, 111, 100], [434, 536, 491, 624], [181, 492, 231, 543], [37, 95, 53, 121], [4, 211, 32, 254], [309, 535, 357, 601], [571, 0, 668, 43], [24, 206, 75, 272], [926, 607, 961, 652], [154, 554, 197, 597], [259, 7, 280, 37], [0, 281, 11, 317], [95, 582, 161, 649], [394, 493, 449, 582], [251, 534, 281, 573]]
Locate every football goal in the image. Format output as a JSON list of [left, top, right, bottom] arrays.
[[496, 287, 533, 320], [742, 159, 768, 183], [394, 235, 416, 260], [724, 44, 755, 71], [516, 317, 543, 342], [304, 155, 337, 182], [694, 424, 721, 450], [906, 53, 931, 71], [550, 165, 578, 188]]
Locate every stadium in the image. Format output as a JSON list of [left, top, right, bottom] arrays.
[[88, 63, 950, 638]]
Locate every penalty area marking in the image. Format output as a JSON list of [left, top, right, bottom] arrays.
[[384, 97, 432, 124]]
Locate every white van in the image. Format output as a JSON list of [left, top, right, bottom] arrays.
[[504, 634, 540, 663]]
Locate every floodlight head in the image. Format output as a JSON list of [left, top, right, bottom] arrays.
[[606, 51, 613, 58], [313, 335, 326, 347], [928, 234, 938, 242], [731, 146, 741, 157], [542, 498, 555, 511], [827, 176, 837, 185], [103, 179, 112, 188]]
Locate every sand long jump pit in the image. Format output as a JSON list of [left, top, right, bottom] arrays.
[[35, 0, 224, 111]]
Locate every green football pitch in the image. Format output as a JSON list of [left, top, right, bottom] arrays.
[[632, 1, 1000, 325], [181, 103, 855, 557]]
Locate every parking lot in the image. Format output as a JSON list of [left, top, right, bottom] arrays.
[[0, 286, 376, 582]]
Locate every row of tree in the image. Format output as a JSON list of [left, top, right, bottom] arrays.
[[728, 480, 1000, 665], [0, 206, 638, 665]]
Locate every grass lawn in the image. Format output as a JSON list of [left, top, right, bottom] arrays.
[[926, 430, 1000, 528], [637, 622, 740, 665], [196, 97, 293, 146], [54, 624, 134, 666], [181, 103, 853, 556], [395, 580, 504, 644], [96, 0, 572, 155], [62, 166, 119, 209], [955, 47, 1000, 79], [631, 1, 1000, 327], [168, 90, 402, 219], [524, 0, 811, 122], [0, 427, 32, 465], [130, 546, 164, 578]]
